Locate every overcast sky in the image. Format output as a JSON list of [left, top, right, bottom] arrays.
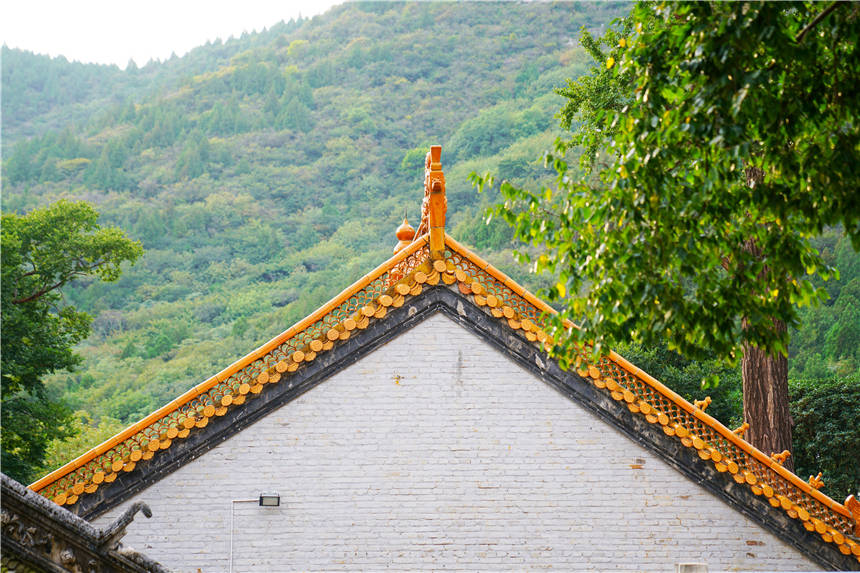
[[1, 0, 341, 69]]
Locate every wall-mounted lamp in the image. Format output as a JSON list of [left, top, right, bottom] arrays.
[[229, 494, 282, 572], [258, 493, 280, 507]]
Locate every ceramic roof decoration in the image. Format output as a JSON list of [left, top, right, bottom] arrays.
[[393, 215, 416, 254], [30, 146, 860, 569]]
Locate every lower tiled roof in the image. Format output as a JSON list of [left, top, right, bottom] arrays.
[[2, 473, 169, 573]]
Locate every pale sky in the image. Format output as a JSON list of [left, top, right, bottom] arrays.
[[1, 0, 341, 69]]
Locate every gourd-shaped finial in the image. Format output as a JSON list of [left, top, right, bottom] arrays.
[[394, 211, 415, 254]]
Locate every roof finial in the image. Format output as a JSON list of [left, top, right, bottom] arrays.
[[424, 145, 446, 259], [394, 211, 415, 254]]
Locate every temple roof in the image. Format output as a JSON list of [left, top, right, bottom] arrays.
[[2, 473, 168, 573], [29, 147, 860, 569]]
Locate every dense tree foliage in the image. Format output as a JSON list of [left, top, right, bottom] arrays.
[[790, 376, 860, 498], [481, 1, 860, 470], [790, 230, 860, 379], [1, 201, 141, 482]]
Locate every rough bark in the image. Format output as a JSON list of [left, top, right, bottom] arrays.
[[742, 319, 794, 472]]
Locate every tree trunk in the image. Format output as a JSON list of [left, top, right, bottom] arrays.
[[738, 166, 793, 471], [742, 318, 793, 472]]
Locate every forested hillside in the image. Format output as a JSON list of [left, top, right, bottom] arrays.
[[2, 2, 856, 494], [2, 2, 623, 466]]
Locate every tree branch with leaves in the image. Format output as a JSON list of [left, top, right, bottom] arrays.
[[476, 1, 860, 470], [1, 200, 142, 483]]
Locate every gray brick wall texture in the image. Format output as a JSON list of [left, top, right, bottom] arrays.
[[95, 313, 819, 572]]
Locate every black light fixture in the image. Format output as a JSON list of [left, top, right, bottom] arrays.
[[258, 493, 280, 507]]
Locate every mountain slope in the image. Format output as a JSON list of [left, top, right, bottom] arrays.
[[2, 3, 625, 442]]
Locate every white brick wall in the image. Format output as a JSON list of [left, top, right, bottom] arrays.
[[95, 312, 818, 572]]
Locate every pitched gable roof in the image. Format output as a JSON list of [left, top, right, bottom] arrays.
[[30, 148, 860, 569]]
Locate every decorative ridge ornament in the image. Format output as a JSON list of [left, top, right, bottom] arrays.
[[771, 450, 791, 466], [809, 472, 825, 490], [415, 145, 446, 259], [846, 495, 860, 537], [394, 214, 415, 254]]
